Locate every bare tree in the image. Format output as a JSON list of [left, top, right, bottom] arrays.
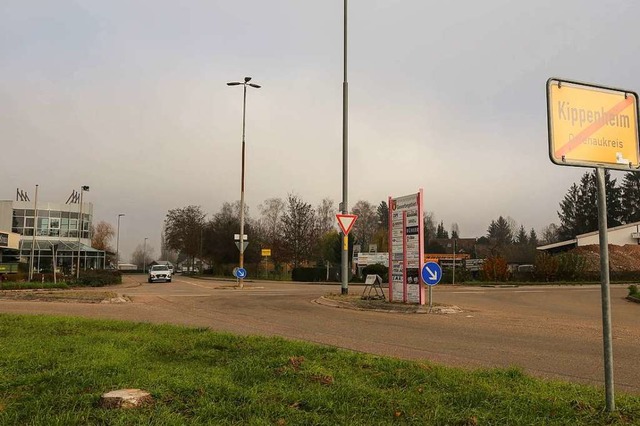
[[258, 198, 285, 244], [160, 230, 179, 264], [316, 198, 336, 236], [280, 194, 317, 268], [540, 223, 561, 245], [506, 216, 519, 239], [424, 211, 436, 242], [164, 206, 206, 266], [91, 221, 115, 252], [351, 200, 377, 250], [131, 244, 155, 269]]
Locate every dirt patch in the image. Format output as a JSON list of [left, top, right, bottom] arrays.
[[0, 290, 130, 304], [572, 244, 640, 272], [320, 294, 462, 314]]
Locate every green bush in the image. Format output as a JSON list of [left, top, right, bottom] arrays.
[[73, 270, 122, 287], [0, 272, 28, 282], [361, 263, 388, 281], [0, 281, 69, 290], [482, 256, 509, 282], [556, 252, 587, 281], [534, 252, 559, 281], [629, 284, 639, 297], [292, 267, 324, 282], [440, 267, 470, 284]]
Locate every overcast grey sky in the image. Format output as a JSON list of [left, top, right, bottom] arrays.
[[2, 1, 639, 260]]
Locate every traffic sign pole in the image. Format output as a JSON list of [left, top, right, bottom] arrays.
[[421, 262, 442, 313], [336, 214, 357, 295], [596, 167, 615, 412]]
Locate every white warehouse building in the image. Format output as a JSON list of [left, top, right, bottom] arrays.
[[537, 221, 640, 253]]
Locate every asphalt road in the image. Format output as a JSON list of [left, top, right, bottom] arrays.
[[1, 275, 638, 394]]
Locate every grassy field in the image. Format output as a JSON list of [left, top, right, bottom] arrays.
[[0, 314, 638, 425]]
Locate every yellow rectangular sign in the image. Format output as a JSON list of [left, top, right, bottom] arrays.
[[261, 248, 271, 257], [547, 78, 640, 170]]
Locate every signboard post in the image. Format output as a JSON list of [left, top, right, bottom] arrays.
[[547, 78, 640, 412], [388, 190, 424, 305], [421, 261, 442, 312], [336, 214, 357, 294]]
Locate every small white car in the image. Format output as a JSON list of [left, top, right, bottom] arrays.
[[148, 265, 172, 283]]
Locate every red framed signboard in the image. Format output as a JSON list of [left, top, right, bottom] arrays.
[[388, 190, 424, 305]]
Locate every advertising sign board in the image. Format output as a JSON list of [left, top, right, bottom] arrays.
[[388, 190, 424, 304]]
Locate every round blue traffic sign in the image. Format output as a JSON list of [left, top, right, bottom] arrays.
[[421, 262, 442, 286], [235, 267, 247, 279]]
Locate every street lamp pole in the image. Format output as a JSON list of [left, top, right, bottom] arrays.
[[341, 0, 350, 295], [76, 185, 89, 280], [227, 76, 261, 289], [143, 237, 148, 273], [29, 184, 39, 281], [116, 213, 125, 270]]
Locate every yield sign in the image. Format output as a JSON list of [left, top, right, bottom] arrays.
[[336, 214, 358, 235]]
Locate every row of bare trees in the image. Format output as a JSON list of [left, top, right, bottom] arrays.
[[161, 195, 394, 272]]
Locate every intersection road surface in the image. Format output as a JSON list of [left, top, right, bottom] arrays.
[[1, 275, 638, 394]]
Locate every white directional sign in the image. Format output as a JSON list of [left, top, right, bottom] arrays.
[[421, 262, 442, 286]]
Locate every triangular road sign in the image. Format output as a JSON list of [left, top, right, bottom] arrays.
[[336, 214, 358, 235]]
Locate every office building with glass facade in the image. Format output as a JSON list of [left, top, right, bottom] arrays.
[[0, 199, 106, 273]]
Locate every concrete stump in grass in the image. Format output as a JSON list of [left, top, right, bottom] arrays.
[[100, 389, 153, 409]]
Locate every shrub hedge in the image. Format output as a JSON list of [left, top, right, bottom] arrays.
[[73, 270, 122, 287]]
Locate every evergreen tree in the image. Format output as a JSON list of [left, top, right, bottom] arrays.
[[515, 225, 528, 245], [451, 223, 459, 239], [436, 221, 448, 238], [620, 172, 640, 223], [487, 216, 513, 245], [558, 183, 580, 240], [528, 228, 539, 247], [558, 170, 623, 239], [376, 201, 389, 231]]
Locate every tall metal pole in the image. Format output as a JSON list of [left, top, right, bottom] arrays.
[[596, 167, 615, 412], [143, 237, 148, 273], [238, 82, 247, 288], [29, 184, 39, 281], [452, 238, 456, 285], [116, 214, 124, 269], [341, 0, 349, 295], [76, 188, 85, 280], [228, 76, 260, 288]]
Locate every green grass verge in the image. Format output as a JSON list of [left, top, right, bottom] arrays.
[[0, 314, 638, 425], [0, 290, 117, 302], [0, 281, 69, 290]]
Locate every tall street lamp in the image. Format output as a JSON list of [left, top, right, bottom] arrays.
[[76, 185, 90, 280], [341, 0, 350, 295], [143, 237, 148, 273], [227, 76, 261, 288], [116, 213, 125, 270]]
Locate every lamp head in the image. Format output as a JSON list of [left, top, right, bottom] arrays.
[[248, 83, 261, 89], [81, 185, 90, 191], [244, 77, 252, 83], [227, 82, 241, 86]]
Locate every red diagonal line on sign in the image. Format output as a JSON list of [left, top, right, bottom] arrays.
[[554, 97, 634, 158]]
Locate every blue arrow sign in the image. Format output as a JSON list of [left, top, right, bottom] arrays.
[[421, 262, 442, 286], [235, 267, 247, 279]]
